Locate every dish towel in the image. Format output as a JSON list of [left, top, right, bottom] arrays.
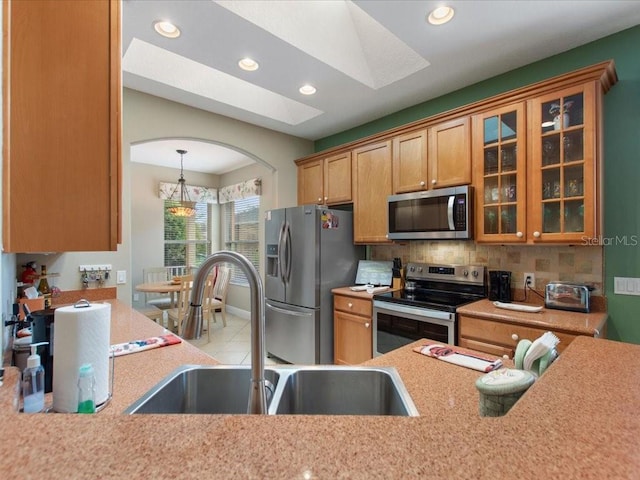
[[413, 343, 503, 372], [111, 333, 182, 357]]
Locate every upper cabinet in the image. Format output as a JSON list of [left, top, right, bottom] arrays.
[[528, 83, 598, 243], [391, 118, 471, 195], [392, 129, 428, 194], [297, 152, 352, 206], [427, 117, 472, 189], [473, 103, 527, 243], [352, 140, 392, 244], [3, 0, 121, 252]]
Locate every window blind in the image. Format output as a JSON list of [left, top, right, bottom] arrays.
[[224, 196, 260, 285], [164, 201, 211, 269]]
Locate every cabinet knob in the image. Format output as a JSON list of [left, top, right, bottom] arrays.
[[324, 196, 328, 202], [317, 197, 322, 203], [364, 322, 370, 328], [420, 181, 425, 187], [511, 333, 519, 341], [348, 302, 353, 308], [503, 354, 509, 360], [431, 179, 437, 185], [516, 231, 523, 238], [533, 231, 541, 238]]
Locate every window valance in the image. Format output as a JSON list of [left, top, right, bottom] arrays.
[[218, 178, 262, 204], [159, 182, 218, 204]]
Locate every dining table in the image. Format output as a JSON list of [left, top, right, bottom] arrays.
[[135, 280, 182, 308]]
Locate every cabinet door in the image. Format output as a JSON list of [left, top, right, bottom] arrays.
[[528, 83, 598, 243], [297, 159, 324, 205], [334, 310, 373, 365], [473, 103, 527, 243], [3, 0, 121, 252], [352, 140, 392, 243], [392, 129, 428, 193], [428, 117, 471, 188], [324, 152, 352, 205]]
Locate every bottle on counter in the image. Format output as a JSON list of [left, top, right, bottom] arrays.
[[37, 265, 51, 309], [22, 343, 47, 413], [77, 363, 96, 413]]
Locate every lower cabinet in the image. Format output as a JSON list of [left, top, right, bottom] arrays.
[[458, 314, 578, 359], [333, 294, 373, 365]]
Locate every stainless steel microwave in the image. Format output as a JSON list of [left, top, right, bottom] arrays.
[[387, 185, 473, 240]]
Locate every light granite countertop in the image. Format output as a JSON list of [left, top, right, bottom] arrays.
[[0, 300, 637, 478]]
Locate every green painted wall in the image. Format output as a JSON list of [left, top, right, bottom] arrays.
[[315, 25, 640, 344]]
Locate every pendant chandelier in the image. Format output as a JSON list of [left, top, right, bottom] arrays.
[[167, 149, 196, 217]]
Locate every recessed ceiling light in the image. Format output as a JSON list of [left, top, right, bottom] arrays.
[[153, 21, 181, 39], [238, 58, 259, 71], [299, 84, 317, 95], [427, 6, 455, 25]]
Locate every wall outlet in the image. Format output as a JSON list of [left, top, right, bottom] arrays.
[[133, 293, 140, 302], [524, 272, 535, 288]]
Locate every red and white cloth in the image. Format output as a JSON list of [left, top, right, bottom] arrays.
[[111, 333, 182, 357], [413, 343, 503, 373]]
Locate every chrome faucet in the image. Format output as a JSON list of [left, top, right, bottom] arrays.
[[181, 251, 268, 414]]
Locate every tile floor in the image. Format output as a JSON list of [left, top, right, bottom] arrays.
[[185, 312, 280, 365]]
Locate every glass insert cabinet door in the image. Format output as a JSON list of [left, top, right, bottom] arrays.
[[529, 83, 596, 242], [473, 103, 526, 242]]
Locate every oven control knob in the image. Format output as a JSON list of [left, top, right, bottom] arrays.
[[417, 267, 423, 273], [463, 270, 469, 276], [409, 266, 415, 272], [511, 333, 519, 341], [472, 270, 479, 278]]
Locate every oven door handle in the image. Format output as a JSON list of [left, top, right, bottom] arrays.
[[447, 195, 455, 231], [373, 300, 455, 322]]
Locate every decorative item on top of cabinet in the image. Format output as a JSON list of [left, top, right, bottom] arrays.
[[352, 140, 393, 244], [333, 292, 373, 365], [427, 116, 471, 188], [297, 152, 352, 206], [3, 0, 121, 253], [473, 103, 527, 243], [392, 129, 428, 194]]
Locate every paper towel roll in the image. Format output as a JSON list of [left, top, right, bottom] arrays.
[[53, 302, 111, 413]]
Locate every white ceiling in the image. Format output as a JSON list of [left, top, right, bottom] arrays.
[[124, 0, 640, 174]]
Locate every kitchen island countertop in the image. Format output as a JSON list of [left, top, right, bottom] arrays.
[[0, 300, 637, 478]]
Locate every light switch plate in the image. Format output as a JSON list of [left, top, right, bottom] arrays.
[[116, 270, 127, 285], [613, 277, 640, 296]]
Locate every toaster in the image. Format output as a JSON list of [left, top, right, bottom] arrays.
[[545, 282, 590, 313]]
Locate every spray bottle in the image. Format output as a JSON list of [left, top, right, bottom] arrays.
[[22, 342, 48, 413]]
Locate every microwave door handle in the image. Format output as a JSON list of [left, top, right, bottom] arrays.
[[447, 195, 455, 230]]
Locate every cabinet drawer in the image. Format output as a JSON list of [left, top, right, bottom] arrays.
[[459, 315, 577, 354], [334, 295, 371, 317], [458, 338, 513, 359]]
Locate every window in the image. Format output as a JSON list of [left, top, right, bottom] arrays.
[[224, 196, 260, 285], [164, 201, 211, 270]]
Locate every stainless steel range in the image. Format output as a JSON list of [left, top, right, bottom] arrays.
[[373, 263, 486, 356]]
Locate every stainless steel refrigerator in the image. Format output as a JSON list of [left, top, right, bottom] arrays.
[[265, 205, 364, 364]]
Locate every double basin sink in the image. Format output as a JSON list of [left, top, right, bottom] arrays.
[[125, 365, 419, 416]]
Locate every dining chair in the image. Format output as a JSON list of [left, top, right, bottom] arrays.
[[201, 271, 217, 342], [208, 266, 232, 329], [166, 274, 194, 336], [143, 267, 172, 309]]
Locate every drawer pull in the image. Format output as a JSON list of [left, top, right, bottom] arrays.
[[348, 302, 353, 308], [503, 354, 509, 359], [511, 333, 519, 341], [364, 322, 370, 328]]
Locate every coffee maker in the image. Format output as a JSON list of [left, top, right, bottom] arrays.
[[489, 271, 512, 303]]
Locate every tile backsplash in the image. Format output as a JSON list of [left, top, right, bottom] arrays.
[[371, 242, 603, 294]]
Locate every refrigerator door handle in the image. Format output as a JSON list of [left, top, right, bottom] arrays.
[[282, 221, 292, 284], [277, 221, 286, 283], [266, 302, 313, 317]]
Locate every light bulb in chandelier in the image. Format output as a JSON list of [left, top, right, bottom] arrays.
[[167, 149, 196, 217]]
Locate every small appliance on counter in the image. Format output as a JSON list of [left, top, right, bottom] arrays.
[[488, 271, 512, 303], [545, 282, 591, 313]]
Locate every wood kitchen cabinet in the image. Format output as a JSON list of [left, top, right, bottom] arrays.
[[333, 292, 373, 365], [2, 0, 121, 252], [459, 314, 580, 359], [427, 117, 471, 189], [392, 129, 428, 194], [297, 152, 352, 206], [352, 140, 392, 244], [474, 64, 615, 244], [473, 103, 528, 243]]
